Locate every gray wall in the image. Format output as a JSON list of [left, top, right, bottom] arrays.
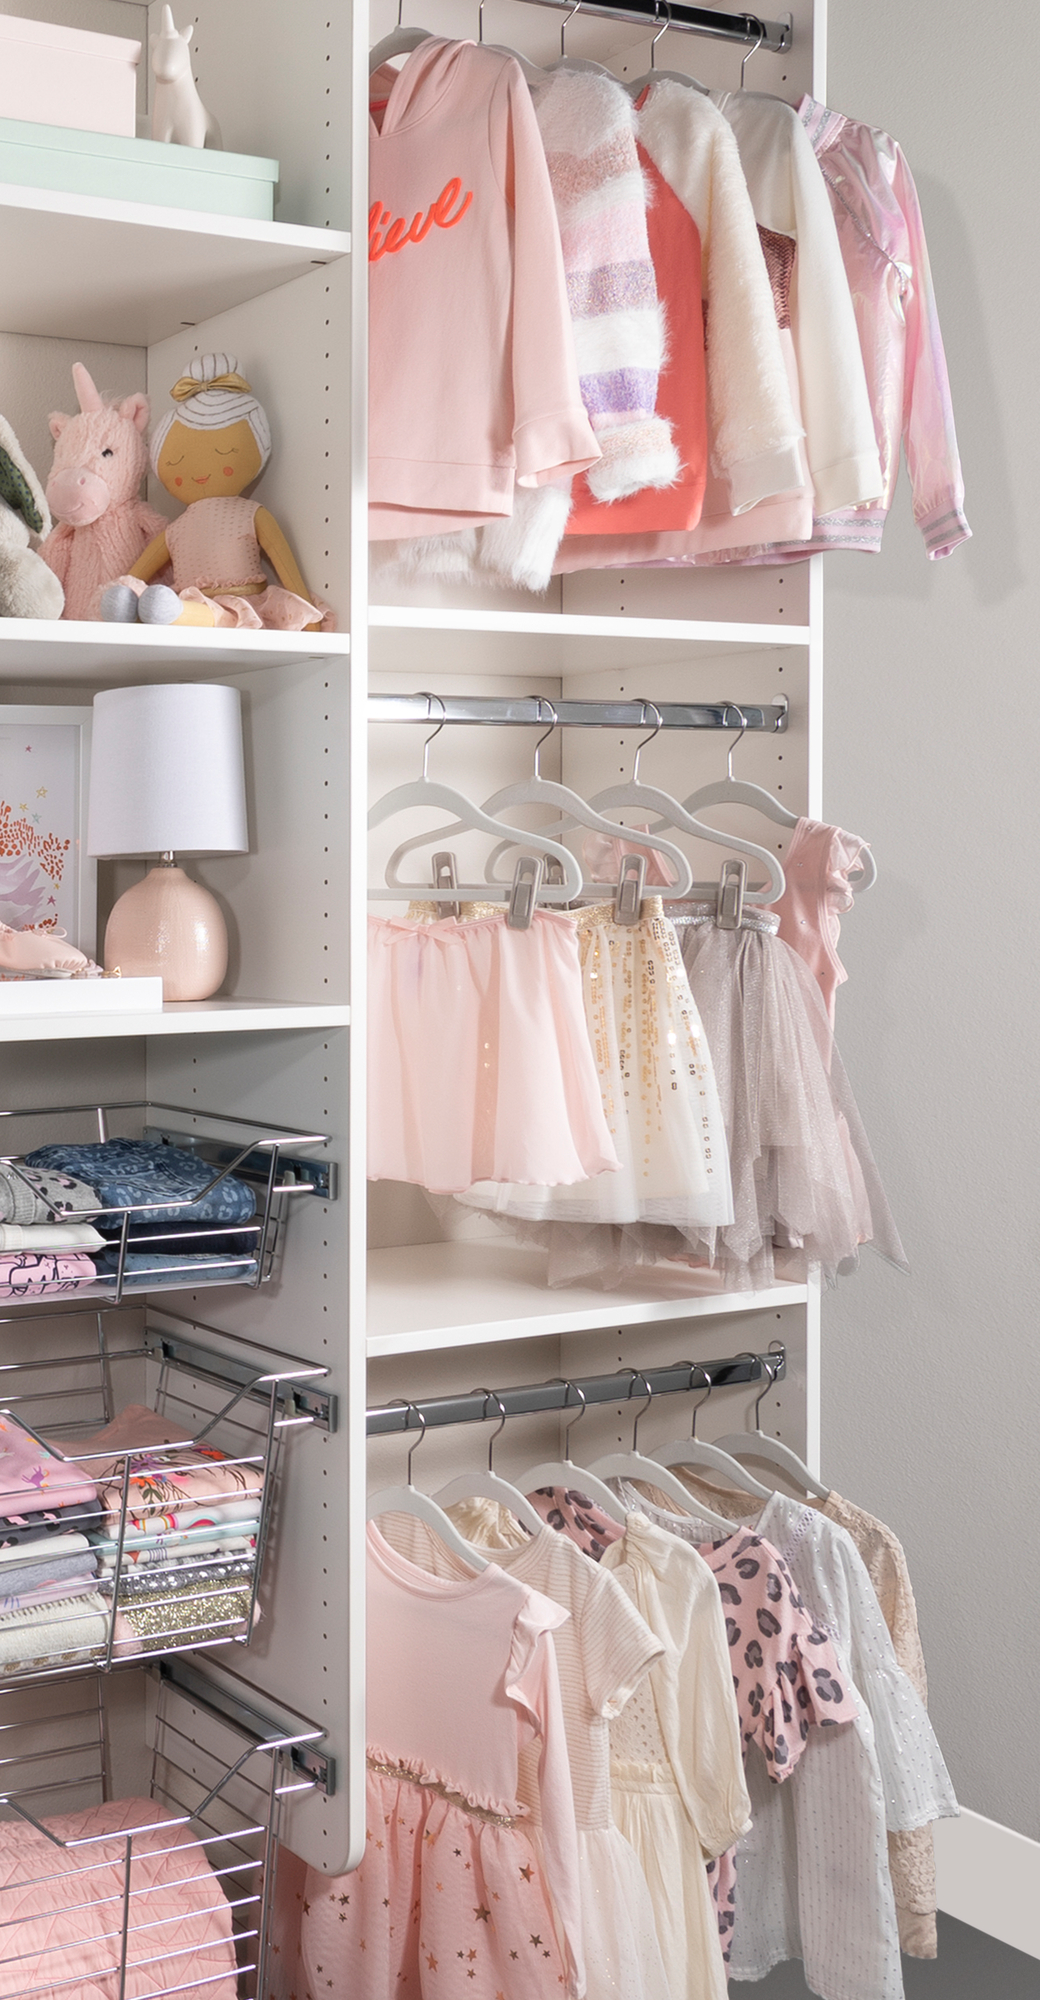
[[820, 3, 1040, 1838]]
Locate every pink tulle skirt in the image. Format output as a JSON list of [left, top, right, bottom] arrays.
[[368, 909, 620, 1193]]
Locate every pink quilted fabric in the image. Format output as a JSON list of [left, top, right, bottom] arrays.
[[0, 1796, 237, 1997]]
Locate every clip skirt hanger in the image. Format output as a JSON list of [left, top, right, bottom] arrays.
[[371, 693, 583, 906], [588, 702, 786, 906]]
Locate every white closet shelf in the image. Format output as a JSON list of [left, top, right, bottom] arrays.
[[0, 999, 350, 1043], [0, 183, 350, 345], [0, 619, 349, 685], [369, 606, 808, 675], [367, 1241, 808, 1356]]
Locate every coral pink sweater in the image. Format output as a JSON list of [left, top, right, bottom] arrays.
[[369, 38, 600, 536]]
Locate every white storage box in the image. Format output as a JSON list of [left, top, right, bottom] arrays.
[[0, 14, 140, 139], [0, 974, 162, 1015]]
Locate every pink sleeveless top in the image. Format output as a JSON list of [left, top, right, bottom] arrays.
[[774, 818, 871, 1024]]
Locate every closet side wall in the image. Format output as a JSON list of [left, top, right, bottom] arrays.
[[823, 0, 1040, 1860]]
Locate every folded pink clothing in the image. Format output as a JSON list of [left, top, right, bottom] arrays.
[[0, 1249, 96, 1298], [0, 1411, 98, 1521], [0, 1795, 238, 1997], [68, 1404, 264, 1534]]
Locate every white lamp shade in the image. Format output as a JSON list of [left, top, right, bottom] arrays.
[[88, 683, 248, 857]]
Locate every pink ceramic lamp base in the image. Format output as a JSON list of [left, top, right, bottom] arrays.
[[104, 860, 228, 1000]]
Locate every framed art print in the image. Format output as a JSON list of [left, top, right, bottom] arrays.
[[0, 706, 95, 958]]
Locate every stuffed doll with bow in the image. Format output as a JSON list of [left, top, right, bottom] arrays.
[[100, 353, 327, 630]]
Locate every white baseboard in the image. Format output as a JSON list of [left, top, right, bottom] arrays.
[[934, 1808, 1040, 1959]]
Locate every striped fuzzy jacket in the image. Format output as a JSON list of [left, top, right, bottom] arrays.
[[532, 66, 680, 503]]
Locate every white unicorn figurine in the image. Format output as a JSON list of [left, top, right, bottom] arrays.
[[150, 5, 223, 150]]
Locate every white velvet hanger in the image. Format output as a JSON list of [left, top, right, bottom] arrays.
[[369, 0, 433, 77], [648, 1363, 772, 1501], [387, 700, 693, 897], [367, 1403, 491, 1568], [587, 703, 786, 905], [622, 2, 709, 98], [519, 1379, 628, 1526], [711, 1354, 831, 1502], [433, 1389, 546, 1536], [685, 707, 878, 893], [588, 1373, 735, 1534], [371, 695, 583, 906]]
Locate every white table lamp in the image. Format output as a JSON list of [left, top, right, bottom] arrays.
[[88, 683, 248, 1000]]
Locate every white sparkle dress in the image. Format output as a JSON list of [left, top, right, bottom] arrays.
[[457, 899, 733, 1284]]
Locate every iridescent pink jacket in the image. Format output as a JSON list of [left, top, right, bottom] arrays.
[[736, 97, 970, 564]]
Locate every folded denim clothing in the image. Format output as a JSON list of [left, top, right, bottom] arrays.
[[96, 1218, 262, 1257], [0, 1412, 98, 1522], [94, 1250, 253, 1288], [0, 1589, 109, 1675], [25, 1140, 256, 1224], [0, 1161, 100, 1226], [0, 1221, 105, 1252], [0, 1251, 96, 1298]]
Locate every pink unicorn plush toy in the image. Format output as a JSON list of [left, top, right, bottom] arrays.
[[39, 364, 168, 621]]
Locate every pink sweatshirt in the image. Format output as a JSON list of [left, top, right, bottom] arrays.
[[369, 38, 600, 537]]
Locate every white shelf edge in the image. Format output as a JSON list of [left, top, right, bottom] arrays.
[[0, 180, 351, 257], [0, 618, 349, 662], [0, 1000, 350, 1043], [367, 1248, 807, 1357], [370, 605, 811, 648]]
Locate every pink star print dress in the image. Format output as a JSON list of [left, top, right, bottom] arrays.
[[300, 1526, 584, 2000]]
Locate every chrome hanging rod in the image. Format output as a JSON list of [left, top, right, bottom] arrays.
[[510, 0, 791, 54], [369, 694, 788, 732], [367, 1348, 785, 1435]]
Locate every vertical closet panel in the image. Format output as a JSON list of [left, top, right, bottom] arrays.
[[146, 1027, 355, 1871], [179, 0, 353, 232]]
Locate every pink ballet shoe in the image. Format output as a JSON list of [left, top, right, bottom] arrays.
[[0, 923, 91, 974]]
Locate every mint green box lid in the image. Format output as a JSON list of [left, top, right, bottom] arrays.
[[0, 116, 279, 220]]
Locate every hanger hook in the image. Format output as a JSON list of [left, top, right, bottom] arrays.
[[740, 19, 765, 88], [390, 1399, 428, 1486], [650, 0, 670, 68], [722, 702, 749, 781], [560, 0, 581, 58], [631, 698, 663, 785], [532, 696, 560, 782], [749, 1350, 782, 1431], [683, 1361, 714, 1438], [472, 1386, 508, 1471], [419, 690, 447, 780], [621, 1366, 654, 1453], [478, 0, 485, 41], [548, 1377, 587, 1459]]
